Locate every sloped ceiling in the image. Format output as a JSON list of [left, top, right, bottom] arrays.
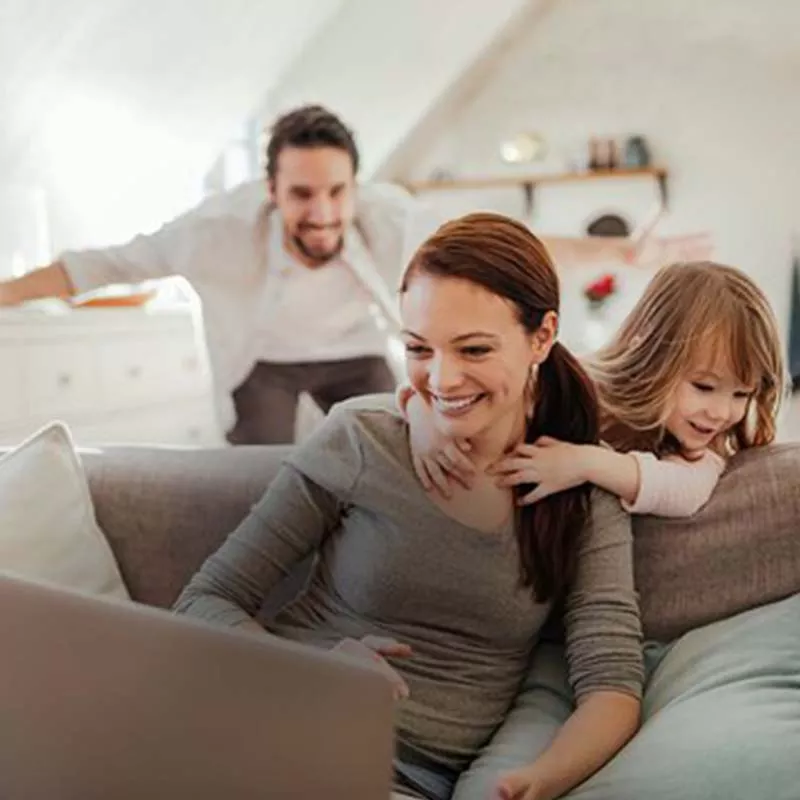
[[0, 0, 544, 253], [258, 0, 545, 179], [0, 0, 345, 183]]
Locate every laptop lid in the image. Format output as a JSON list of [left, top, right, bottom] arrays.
[[0, 575, 395, 800]]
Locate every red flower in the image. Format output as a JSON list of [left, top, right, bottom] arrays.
[[584, 273, 617, 304]]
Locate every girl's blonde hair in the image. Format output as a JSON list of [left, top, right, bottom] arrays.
[[588, 261, 786, 456]]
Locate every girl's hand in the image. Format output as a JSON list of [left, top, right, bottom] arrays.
[[405, 392, 476, 497], [490, 436, 586, 505]]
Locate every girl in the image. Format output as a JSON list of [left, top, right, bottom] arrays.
[[401, 261, 786, 517]]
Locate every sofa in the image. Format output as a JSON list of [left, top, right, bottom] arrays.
[[69, 441, 800, 798]]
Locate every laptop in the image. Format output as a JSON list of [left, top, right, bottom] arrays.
[[0, 574, 396, 800]]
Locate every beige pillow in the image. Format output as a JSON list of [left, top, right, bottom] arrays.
[[0, 421, 129, 601]]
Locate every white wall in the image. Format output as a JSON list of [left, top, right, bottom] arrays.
[[403, 0, 800, 351]]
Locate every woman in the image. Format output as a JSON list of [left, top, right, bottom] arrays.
[[174, 212, 643, 800]]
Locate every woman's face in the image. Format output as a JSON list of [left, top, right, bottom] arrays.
[[400, 272, 553, 441]]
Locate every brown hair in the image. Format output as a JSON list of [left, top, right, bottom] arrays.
[[265, 104, 359, 181], [400, 212, 599, 603], [589, 261, 786, 456]]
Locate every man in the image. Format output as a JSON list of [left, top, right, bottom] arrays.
[[0, 106, 430, 443], [0, 104, 708, 443]]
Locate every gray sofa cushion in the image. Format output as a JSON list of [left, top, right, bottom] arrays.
[[453, 591, 800, 800], [78, 445, 288, 609]]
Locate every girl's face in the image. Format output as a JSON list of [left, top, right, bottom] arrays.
[[665, 352, 755, 454], [400, 272, 554, 442]]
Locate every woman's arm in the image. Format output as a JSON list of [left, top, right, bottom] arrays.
[[173, 464, 347, 627], [174, 408, 363, 627], [496, 490, 643, 800], [496, 691, 639, 800]]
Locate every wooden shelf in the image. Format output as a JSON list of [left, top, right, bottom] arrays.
[[397, 166, 669, 215]]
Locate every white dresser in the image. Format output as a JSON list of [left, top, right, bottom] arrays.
[[0, 302, 223, 448]]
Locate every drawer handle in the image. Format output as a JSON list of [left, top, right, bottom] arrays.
[[127, 365, 142, 379], [56, 373, 72, 388]]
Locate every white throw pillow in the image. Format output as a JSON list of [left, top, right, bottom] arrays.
[[0, 421, 130, 600]]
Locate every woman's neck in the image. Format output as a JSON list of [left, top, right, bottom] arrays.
[[468, 407, 528, 468]]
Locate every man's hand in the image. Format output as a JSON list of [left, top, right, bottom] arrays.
[[0, 282, 15, 306], [0, 262, 75, 307]]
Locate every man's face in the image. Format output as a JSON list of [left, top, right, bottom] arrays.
[[269, 145, 356, 266]]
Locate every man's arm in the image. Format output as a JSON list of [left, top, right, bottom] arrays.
[[0, 187, 243, 308], [0, 262, 75, 306], [0, 231, 178, 307]]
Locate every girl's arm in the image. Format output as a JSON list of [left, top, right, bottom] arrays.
[[617, 450, 726, 517], [580, 445, 640, 505], [395, 383, 416, 418], [397, 385, 476, 494], [494, 440, 724, 518], [492, 441, 638, 505]]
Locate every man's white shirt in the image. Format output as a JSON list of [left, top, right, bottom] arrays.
[[60, 180, 442, 429]]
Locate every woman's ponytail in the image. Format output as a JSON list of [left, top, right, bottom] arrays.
[[517, 342, 600, 603]]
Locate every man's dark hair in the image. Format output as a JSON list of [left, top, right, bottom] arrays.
[[265, 105, 359, 181]]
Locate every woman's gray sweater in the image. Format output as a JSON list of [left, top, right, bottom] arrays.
[[174, 401, 643, 770]]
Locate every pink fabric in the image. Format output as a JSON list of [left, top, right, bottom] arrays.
[[623, 450, 726, 517]]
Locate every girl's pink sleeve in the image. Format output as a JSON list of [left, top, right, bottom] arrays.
[[622, 450, 726, 517]]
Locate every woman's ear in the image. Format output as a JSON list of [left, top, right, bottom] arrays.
[[530, 311, 558, 364]]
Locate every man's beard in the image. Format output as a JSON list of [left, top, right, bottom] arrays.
[[292, 228, 344, 266]]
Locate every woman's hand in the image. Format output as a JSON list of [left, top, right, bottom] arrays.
[[492, 765, 545, 800], [332, 636, 413, 700], [490, 436, 587, 505], [405, 392, 475, 497]]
